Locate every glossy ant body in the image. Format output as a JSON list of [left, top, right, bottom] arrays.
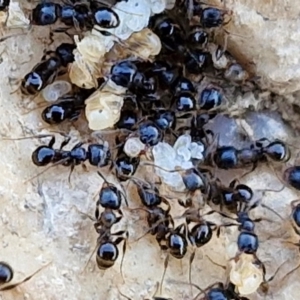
[[193, 281, 249, 300], [110, 60, 157, 96], [210, 138, 290, 170], [31, 1, 119, 30], [113, 137, 140, 182], [132, 178, 188, 292], [42, 87, 96, 125], [206, 178, 253, 213], [3, 133, 111, 181], [31, 134, 111, 170], [21, 43, 76, 95], [82, 172, 128, 276]]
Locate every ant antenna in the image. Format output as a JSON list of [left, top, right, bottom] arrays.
[[23, 157, 70, 183], [166, 279, 207, 299], [160, 254, 169, 295], [0, 261, 51, 291]]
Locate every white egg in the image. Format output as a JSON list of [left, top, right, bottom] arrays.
[[42, 80, 72, 102], [124, 137, 145, 157], [149, 0, 166, 14], [165, 0, 176, 9]]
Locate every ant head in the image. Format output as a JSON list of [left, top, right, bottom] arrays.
[[264, 140, 290, 162]]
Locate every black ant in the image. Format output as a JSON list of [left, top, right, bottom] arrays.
[[41, 86, 96, 125], [21, 43, 76, 95], [110, 60, 157, 96], [2, 133, 111, 182], [209, 137, 290, 171], [113, 136, 140, 182], [31, 1, 120, 30], [132, 179, 188, 293], [178, 199, 223, 286], [215, 205, 284, 289], [115, 95, 140, 131], [0, 261, 50, 291], [83, 171, 128, 277], [206, 178, 254, 213]]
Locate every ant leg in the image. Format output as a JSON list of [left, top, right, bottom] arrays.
[[1, 134, 55, 142], [216, 223, 238, 237], [160, 253, 169, 294], [72, 205, 95, 221], [59, 136, 71, 150], [118, 287, 132, 300], [290, 199, 300, 209], [240, 162, 257, 180], [0, 262, 51, 291], [278, 263, 300, 285], [203, 210, 235, 221], [189, 248, 196, 293], [229, 178, 240, 189], [247, 198, 284, 220], [291, 223, 300, 236], [71, 142, 84, 150], [205, 255, 226, 270], [161, 197, 171, 214], [68, 163, 75, 184], [262, 260, 287, 290], [178, 198, 193, 208], [114, 230, 129, 283]]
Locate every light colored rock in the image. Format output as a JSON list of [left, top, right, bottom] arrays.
[[0, 1, 299, 300], [213, 0, 300, 94]]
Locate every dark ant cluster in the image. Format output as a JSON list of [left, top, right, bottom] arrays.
[[1, 0, 300, 298]]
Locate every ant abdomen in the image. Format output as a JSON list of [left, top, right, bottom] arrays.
[[96, 242, 119, 270], [0, 262, 13, 284], [31, 146, 56, 166]]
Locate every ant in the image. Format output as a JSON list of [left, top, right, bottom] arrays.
[[41, 86, 96, 125], [206, 178, 254, 213], [21, 43, 76, 95], [113, 136, 140, 182], [177, 199, 223, 285], [110, 60, 157, 96], [0, 261, 50, 291], [215, 205, 284, 289], [3, 133, 111, 182], [31, 1, 120, 30], [132, 178, 188, 293], [208, 136, 290, 171], [83, 171, 128, 277]]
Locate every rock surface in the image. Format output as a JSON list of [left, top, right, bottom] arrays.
[[212, 0, 300, 95], [0, 1, 300, 300]]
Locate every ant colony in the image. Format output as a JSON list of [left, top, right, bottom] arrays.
[[0, 0, 299, 299]]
